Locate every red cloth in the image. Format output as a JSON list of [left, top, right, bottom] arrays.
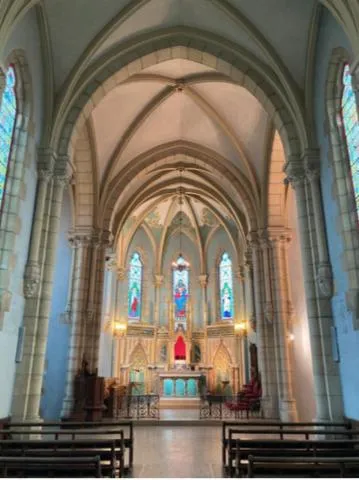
[[174, 336, 186, 360]]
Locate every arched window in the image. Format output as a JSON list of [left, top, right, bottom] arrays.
[[173, 256, 189, 320], [219, 252, 234, 320], [0, 66, 17, 209], [128, 252, 142, 320], [341, 64, 359, 218]]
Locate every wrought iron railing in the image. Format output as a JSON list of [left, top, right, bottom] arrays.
[[199, 394, 262, 420], [114, 394, 160, 420]]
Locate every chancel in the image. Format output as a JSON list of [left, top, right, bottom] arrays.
[[1, 0, 359, 477]]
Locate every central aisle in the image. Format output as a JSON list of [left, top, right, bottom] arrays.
[[133, 426, 223, 478]]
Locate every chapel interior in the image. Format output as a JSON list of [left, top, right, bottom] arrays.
[[1, 0, 359, 477]]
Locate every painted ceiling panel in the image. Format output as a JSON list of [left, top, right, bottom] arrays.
[[91, 80, 165, 183]]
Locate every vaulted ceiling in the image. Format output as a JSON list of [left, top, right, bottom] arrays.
[[1, 0, 357, 261]]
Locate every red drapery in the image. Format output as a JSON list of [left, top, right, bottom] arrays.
[[174, 336, 186, 360]]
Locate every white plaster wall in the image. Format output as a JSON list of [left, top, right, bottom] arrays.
[[0, 9, 43, 418], [286, 189, 315, 421]]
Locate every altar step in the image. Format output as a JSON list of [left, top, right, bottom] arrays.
[[159, 396, 201, 409]]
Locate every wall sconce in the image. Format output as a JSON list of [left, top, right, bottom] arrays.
[[288, 332, 295, 342], [113, 322, 127, 337], [234, 321, 247, 336]]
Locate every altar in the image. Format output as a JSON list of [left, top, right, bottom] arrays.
[[158, 371, 205, 408]]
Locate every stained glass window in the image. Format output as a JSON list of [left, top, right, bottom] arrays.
[[0, 66, 17, 209], [219, 252, 234, 320], [173, 257, 189, 319], [128, 252, 142, 320], [341, 64, 359, 218]]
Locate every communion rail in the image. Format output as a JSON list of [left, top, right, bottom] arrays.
[[114, 394, 160, 420], [199, 394, 262, 420]]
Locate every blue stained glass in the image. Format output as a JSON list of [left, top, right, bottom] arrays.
[[220, 252, 234, 320], [173, 258, 189, 319], [128, 252, 142, 320], [341, 64, 359, 218], [0, 66, 17, 207]]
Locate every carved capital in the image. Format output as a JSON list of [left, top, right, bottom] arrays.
[[117, 267, 126, 281], [154, 274, 164, 287], [24, 261, 41, 298], [303, 149, 321, 183], [236, 267, 245, 282], [37, 147, 56, 174], [198, 274, 208, 288], [316, 262, 333, 298], [284, 158, 306, 190], [105, 253, 117, 271], [247, 231, 261, 251]]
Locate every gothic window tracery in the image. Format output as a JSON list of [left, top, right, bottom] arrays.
[[219, 252, 234, 320], [341, 64, 359, 219], [0, 66, 17, 209], [128, 252, 142, 320]]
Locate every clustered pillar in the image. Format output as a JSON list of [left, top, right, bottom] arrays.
[[12, 151, 72, 421]]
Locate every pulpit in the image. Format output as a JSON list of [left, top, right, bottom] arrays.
[[84, 376, 104, 421]]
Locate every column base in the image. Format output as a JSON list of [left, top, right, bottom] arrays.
[[279, 398, 298, 422], [261, 396, 279, 419]]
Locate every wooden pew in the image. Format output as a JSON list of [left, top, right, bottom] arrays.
[[228, 427, 359, 470], [222, 420, 352, 470], [247, 455, 359, 478], [0, 438, 124, 477], [4, 420, 134, 472], [232, 438, 359, 477], [0, 455, 102, 478]]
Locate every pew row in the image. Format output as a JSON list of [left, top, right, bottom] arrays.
[[222, 420, 352, 469], [247, 455, 359, 478], [0, 455, 102, 478], [3, 420, 133, 472], [0, 438, 124, 477], [232, 438, 359, 477]]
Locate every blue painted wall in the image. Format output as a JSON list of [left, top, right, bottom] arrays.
[[314, 9, 359, 420], [40, 191, 72, 420]]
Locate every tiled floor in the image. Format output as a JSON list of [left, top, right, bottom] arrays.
[[132, 425, 223, 478]]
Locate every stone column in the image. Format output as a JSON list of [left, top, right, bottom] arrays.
[[61, 231, 94, 418], [268, 229, 297, 421], [285, 160, 332, 421], [236, 268, 246, 386], [12, 150, 56, 421], [198, 274, 208, 328], [153, 274, 164, 326], [26, 165, 71, 421], [248, 232, 277, 418]]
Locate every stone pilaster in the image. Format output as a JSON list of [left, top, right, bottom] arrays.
[[153, 274, 164, 326], [285, 158, 342, 420], [248, 232, 278, 418], [267, 229, 297, 421], [61, 230, 97, 418], [198, 274, 208, 328], [11, 149, 57, 421]]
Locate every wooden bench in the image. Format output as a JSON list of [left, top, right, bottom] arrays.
[[247, 455, 359, 478], [0, 438, 124, 477], [232, 438, 359, 477], [0, 455, 102, 478], [4, 420, 133, 472], [222, 420, 352, 470]]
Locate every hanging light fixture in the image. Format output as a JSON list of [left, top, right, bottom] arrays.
[[172, 168, 190, 271]]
